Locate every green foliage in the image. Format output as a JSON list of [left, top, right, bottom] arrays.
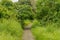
[[18, 0, 30, 5], [36, 0, 60, 24], [31, 0, 60, 40], [0, 1, 17, 19], [0, 0, 23, 40], [32, 21, 60, 40], [0, 0, 60, 40], [0, 18, 23, 40], [32, 27, 60, 40], [16, 4, 34, 20]]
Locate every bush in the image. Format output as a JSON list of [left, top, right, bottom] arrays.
[[32, 22, 60, 40], [0, 18, 23, 40]]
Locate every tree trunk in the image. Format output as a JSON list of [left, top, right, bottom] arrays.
[[30, 0, 36, 12]]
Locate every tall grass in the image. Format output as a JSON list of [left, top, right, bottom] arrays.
[[31, 20, 60, 40], [0, 18, 23, 40]]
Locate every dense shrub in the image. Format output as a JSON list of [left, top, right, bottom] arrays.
[[0, 0, 23, 40], [36, 0, 60, 24], [0, 18, 23, 40]]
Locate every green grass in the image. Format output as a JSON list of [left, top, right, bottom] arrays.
[[1, 19, 60, 40], [0, 18, 23, 40], [32, 27, 60, 40], [31, 20, 60, 40]]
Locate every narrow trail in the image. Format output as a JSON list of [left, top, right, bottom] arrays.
[[22, 24, 35, 40]]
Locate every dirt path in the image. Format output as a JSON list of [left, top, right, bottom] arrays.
[[22, 24, 35, 40]]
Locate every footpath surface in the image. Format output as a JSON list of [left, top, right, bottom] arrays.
[[22, 24, 35, 40]]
